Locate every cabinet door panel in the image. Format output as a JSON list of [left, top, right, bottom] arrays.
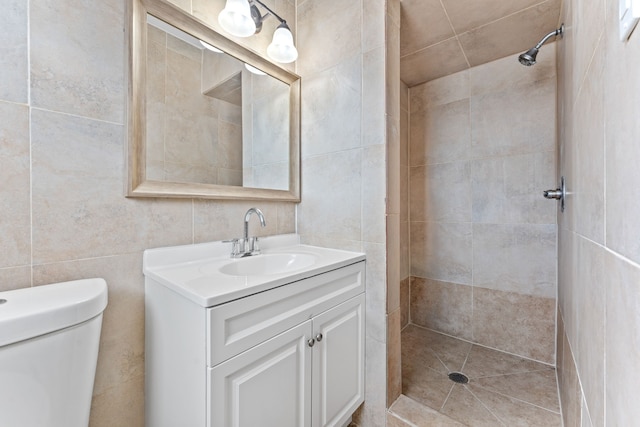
[[312, 294, 365, 427], [208, 321, 312, 427]]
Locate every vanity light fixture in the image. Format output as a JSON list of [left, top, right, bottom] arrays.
[[218, 0, 298, 63]]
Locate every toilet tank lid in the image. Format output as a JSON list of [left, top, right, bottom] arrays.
[[0, 278, 108, 347]]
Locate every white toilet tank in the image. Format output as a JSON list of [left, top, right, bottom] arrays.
[[0, 278, 108, 427]]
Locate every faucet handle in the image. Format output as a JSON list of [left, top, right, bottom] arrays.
[[250, 237, 261, 255], [223, 238, 244, 257]]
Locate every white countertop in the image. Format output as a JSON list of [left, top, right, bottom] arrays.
[[143, 234, 366, 307]]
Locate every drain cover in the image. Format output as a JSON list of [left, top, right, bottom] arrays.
[[448, 372, 469, 384]]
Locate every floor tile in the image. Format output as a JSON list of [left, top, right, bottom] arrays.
[[440, 384, 504, 426], [462, 344, 550, 379], [472, 369, 560, 412], [400, 326, 562, 426], [469, 385, 562, 427], [389, 395, 466, 427]]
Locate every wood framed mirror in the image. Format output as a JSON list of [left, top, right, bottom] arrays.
[[127, 0, 300, 201]]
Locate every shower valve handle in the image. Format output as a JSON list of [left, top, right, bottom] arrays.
[[542, 176, 566, 212], [543, 189, 563, 199]]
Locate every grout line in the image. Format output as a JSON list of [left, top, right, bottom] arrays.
[[471, 382, 562, 415], [464, 385, 508, 426]]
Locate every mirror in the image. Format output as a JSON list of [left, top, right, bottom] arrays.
[[127, 0, 300, 201]]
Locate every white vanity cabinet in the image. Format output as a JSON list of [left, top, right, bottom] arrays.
[[145, 253, 365, 427]]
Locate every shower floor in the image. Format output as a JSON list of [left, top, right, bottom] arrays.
[[388, 324, 562, 427]]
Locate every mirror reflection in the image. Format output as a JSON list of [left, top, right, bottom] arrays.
[[144, 14, 290, 191]]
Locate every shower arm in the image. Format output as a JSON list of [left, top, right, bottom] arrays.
[[534, 26, 564, 50]]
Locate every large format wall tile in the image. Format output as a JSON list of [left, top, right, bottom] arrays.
[[297, 0, 361, 75], [0, 101, 30, 268], [410, 277, 472, 340], [472, 287, 555, 363], [605, 252, 640, 426], [0, 0, 28, 103], [409, 99, 471, 167], [31, 109, 193, 263], [410, 221, 472, 285], [30, 0, 125, 123], [471, 151, 556, 225], [410, 161, 472, 223], [473, 223, 557, 298], [470, 78, 556, 159], [301, 54, 362, 157]]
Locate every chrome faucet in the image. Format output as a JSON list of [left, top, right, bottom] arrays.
[[228, 208, 267, 258]]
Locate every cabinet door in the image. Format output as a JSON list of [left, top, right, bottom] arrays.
[[312, 294, 365, 427], [208, 320, 312, 427]]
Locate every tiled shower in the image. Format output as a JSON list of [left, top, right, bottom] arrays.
[[400, 48, 558, 362]]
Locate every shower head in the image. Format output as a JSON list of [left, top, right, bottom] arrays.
[[518, 47, 539, 66], [518, 24, 564, 66]]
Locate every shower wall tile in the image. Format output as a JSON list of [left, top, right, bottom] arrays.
[[410, 162, 472, 223], [472, 287, 555, 364], [575, 237, 605, 427], [469, 40, 557, 97], [409, 99, 472, 167], [410, 221, 472, 285], [0, 0, 28, 104], [400, 220, 410, 280], [471, 151, 557, 225], [363, 145, 387, 244], [457, 0, 562, 67], [470, 77, 556, 159], [400, 38, 469, 87], [399, 0, 454, 57], [410, 70, 469, 113], [410, 277, 473, 340], [605, 252, 640, 427], [363, 0, 385, 52], [30, 0, 125, 123], [604, 0, 640, 265], [473, 223, 557, 298], [387, 308, 402, 406], [572, 0, 604, 101], [400, 277, 410, 328], [0, 102, 30, 269], [573, 42, 604, 245], [364, 242, 387, 344], [387, 215, 401, 311], [559, 328, 582, 427]]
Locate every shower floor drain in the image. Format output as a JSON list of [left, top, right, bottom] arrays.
[[448, 372, 469, 384]]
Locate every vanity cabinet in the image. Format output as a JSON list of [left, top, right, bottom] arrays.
[[145, 260, 365, 427]]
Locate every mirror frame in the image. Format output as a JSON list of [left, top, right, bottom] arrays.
[[127, 0, 301, 201]]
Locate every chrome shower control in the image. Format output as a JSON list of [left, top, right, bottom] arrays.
[[543, 176, 566, 212]]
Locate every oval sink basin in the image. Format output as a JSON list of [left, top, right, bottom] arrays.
[[217, 253, 317, 276]]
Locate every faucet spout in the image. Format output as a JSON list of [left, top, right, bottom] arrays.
[[243, 207, 266, 241]]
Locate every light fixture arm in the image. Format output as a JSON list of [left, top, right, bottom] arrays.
[[251, 0, 286, 25]]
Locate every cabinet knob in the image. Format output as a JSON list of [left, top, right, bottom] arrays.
[[307, 338, 315, 347], [315, 333, 323, 342]]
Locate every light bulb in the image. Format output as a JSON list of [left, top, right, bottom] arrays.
[[218, 0, 256, 38], [267, 22, 298, 63]]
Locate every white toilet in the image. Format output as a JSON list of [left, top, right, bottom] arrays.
[[0, 278, 108, 427]]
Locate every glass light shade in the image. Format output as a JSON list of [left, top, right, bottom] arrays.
[[218, 0, 256, 37], [267, 23, 298, 63]]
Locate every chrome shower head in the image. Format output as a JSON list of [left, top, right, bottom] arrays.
[[518, 47, 539, 66], [518, 24, 564, 66]]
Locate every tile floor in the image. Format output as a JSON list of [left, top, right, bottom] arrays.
[[388, 324, 562, 426]]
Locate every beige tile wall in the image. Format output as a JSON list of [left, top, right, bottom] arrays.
[[557, 0, 640, 425], [0, 0, 296, 425], [296, 0, 393, 424], [407, 48, 558, 364]]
